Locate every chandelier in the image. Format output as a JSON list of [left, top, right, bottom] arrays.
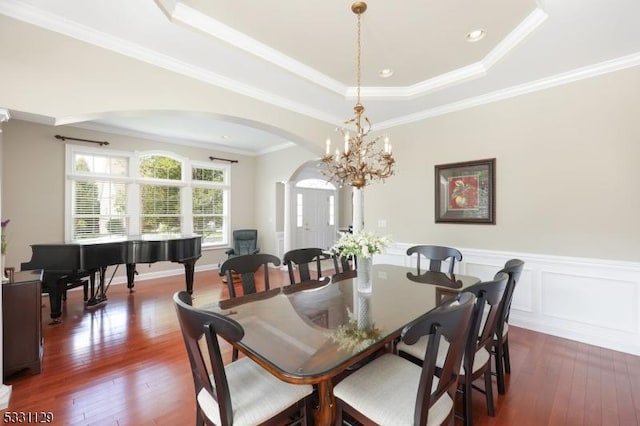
[[321, 1, 395, 189]]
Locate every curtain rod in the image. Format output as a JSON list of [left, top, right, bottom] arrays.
[[209, 156, 238, 164], [55, 135, 109, 146]]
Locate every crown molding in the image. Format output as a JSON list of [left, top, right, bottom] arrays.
[[0, 0, 343, 127], [349, 7, 548, 100], [2, 0, 637, 138], [170, 1, 546, 101], [482, 7, 548, 70], [164, 1, 348, 96], [0, 0, 546, 107], [376, 51, 640, 130], [1, 0, 546, 103]]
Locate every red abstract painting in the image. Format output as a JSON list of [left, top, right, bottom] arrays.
[[447, 174, 479, 210]]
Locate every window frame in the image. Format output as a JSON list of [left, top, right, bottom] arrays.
[[65, 145, 230, 248]]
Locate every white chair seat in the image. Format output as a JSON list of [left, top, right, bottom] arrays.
[[333, 353, 453, 426], [197, 357, 313, 426], [397, 336, 490, 376]]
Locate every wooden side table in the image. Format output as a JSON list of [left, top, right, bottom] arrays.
[[3, 270, 43, 379]]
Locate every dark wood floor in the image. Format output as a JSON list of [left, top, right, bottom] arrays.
[[4, 269, 640, 426]]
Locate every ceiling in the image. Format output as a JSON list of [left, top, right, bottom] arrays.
[[2, 0, 640, 155]]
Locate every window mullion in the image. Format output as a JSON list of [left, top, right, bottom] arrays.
[[129, 183, 141, 235], [182, 186, 192, 235]]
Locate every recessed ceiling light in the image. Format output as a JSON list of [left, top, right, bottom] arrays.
[[466, 29, 486, 42], [379, 69, 394, 78], [221, 135, 230, 139]]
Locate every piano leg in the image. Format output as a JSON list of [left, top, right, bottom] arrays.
[[182, 256, 199, 294], [126, 263, 137, 293], [47, 278, 64, 324]]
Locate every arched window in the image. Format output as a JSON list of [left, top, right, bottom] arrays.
[[66, 146, 230, 246]]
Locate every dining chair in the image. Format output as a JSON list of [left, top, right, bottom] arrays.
[[398, 273, 508, 426], [219, 253, 281, 361], [332, 254, 356, 274], [283, 247, 332, 285], [219, 253, 281, 298], [406, 245, 463, 273], [173, 291, 313, 426], [333, 292, 476, 426], [491, 259, 525, 395]]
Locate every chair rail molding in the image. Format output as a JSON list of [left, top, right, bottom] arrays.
[[376, 243, 640, 356], [65, 242, 640, 356]]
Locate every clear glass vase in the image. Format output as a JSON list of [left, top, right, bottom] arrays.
[[357, 257, 372, 293]]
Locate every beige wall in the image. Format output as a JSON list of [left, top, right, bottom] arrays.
[[1, 119, 257, 273], [254, 146, 317, 256], [364, 67, 640, 261]]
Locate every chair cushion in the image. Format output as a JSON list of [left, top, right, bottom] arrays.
[[397, 336, 490, 376], [333, 353, 453, 426], [197, 357, 312, 426]]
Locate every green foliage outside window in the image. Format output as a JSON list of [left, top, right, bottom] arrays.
[[140, 156, 182, 234]]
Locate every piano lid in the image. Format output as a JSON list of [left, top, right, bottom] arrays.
[[57, 233, 202, 245]]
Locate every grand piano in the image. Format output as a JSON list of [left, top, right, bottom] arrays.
[[21, 234, 202, 323]]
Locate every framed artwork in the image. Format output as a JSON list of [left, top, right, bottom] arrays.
[[435, 158, 495, 224]]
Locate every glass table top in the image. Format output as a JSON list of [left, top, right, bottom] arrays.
[[202, 264, 479, 380]]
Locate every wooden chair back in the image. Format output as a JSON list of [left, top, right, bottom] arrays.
[[332, 254, 356, 273], [283, 248, 331, 285], [173, 291, 244, 426], [494, 259, 525, 336], [219, 253, 281, 298], [401, 292, 475, 425], [406, 245, 463, 273], [463, 272, 509, 371]]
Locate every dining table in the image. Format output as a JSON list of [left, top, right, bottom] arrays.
[[202, 263, 480, 425]]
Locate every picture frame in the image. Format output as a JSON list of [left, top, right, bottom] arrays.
[[435, 158, 495, 224]]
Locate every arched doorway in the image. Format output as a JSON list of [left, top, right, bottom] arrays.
[[283, 160, 340, 254]]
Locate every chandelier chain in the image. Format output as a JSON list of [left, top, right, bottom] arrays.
[[356, 11, 362, 106]]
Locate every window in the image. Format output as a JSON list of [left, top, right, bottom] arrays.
[[191, 165, 228, 245], [66, 146, 230, 247], [139, 155, 182, 234], [69, 151, 130, 239], [296, 193, 303, 228]]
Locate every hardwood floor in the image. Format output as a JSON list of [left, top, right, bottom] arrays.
[[3, 269, 639, 425]]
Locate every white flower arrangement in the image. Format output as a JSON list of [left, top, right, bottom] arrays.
[[330, 230, 391, 259]]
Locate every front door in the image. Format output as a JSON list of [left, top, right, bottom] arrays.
[[294, 188, 337, 249]]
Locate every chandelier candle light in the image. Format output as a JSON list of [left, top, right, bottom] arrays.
[[321, 1, 395, 191]]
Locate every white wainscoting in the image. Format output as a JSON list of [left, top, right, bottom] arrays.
[[375, 244, 640, 356], [114, 242, 639, 356]]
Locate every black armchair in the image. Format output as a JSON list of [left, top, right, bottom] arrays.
[[225, 229, 259, 258]]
